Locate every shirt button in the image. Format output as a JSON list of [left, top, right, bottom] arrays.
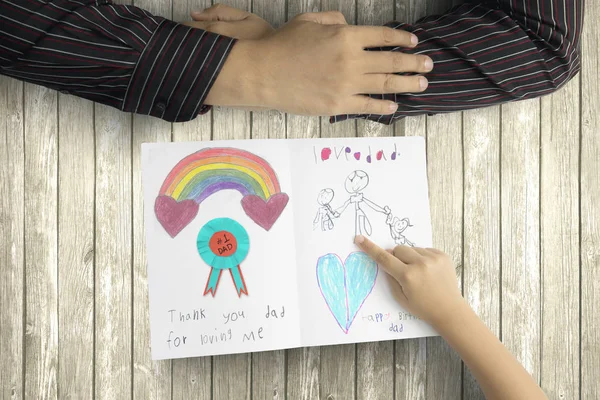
[[155, 102, 166, 112]]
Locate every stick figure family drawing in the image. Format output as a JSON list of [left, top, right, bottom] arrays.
[[313, 170, 415, 246]]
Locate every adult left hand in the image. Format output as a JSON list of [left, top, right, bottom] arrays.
[[183, 4, 274, 40]]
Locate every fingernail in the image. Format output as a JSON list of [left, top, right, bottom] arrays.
[[424, 57, 433, 71], [389, 102, 398, 112], [419, 77, 428, 90], [410, 34, 418, 45], [354, 235, 365, 244]]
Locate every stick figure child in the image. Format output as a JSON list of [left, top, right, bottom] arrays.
[[386, 213, 415, 247], [313, 188, 339, 231], [337, 170, 390, 236]]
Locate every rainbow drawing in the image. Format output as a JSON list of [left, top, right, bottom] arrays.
[[155, 147, 289, 238]]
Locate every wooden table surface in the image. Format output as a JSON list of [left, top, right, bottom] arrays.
[[1, 0, 599, 399]]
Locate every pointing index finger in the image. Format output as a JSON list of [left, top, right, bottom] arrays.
[[354, 235, 407, 280]]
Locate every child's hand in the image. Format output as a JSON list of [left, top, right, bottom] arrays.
[[354, 235, 465, 328]]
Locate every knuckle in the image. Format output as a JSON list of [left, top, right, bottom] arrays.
[[375, 250, 389, 265], [334, 26, 354, 46], [402, 268, 415, 283], [381, 27, 396, 44], [383, 74, 396, 93], [392, 54, 404, 71], [360, 96, 374, 114]]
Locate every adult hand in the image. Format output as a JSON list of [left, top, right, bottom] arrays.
[[183, 4, 274, 40], [354, 235, 464, 328], [206, 11, 434, 115]]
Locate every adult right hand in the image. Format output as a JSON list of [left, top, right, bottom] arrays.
[[205, 11, 433, 116]]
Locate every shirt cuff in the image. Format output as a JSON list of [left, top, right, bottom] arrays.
[[122, 19, 236, 122]]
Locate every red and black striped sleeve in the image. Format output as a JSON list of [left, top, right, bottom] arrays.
[[0, 0, 236, 122], [333, 0, 584, 124]]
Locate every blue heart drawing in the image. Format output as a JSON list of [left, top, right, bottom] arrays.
[[316, 252, 378, 333]]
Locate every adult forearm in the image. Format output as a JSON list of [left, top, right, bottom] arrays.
[[333, 0, 584, 124], [0, 0, 234, 122]]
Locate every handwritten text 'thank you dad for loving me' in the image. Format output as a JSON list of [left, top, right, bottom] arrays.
[[313, 143, 401, 164]]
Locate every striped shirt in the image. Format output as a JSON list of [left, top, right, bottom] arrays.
[[0, 0, 235, 122], [333, 0, 584, 124], [1, 0, 584, 124]]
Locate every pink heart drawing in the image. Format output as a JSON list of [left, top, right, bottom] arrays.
[[155, 196, 199, 238], [241, 193, 289, 231], [354, 152, 361, 160]]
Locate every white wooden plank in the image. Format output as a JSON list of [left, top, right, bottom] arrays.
[[23, 83, 59, 400], [210, 123, 253, 394], [172, 358, 212, 400], [130, 0, 174, 398], [419, 6, 462, 400], [317, 0, 358, 397], [210, 102, 252, 397], [170, 0, 214, 398], [395, 113, 427, 400], [320, 0, 356, 142], [209, 3, 254, 397], [94, 103, 133, 400], [581, 0, 600, 397], [356, 0, 395, 140], [393, 2, 428, 398], [353, 1, 396, 399], [356, 342, 394, 400], [283, 6, 321, 400], [394, 338, 426, 400], [132, 117, 172, 400], [0, 76, 24, 400], [246, 4, 288, 400], [462, 107, 501, 399], [57, 93, 95, 399], [424, 113, 463, 400], [500, 99, 541, 382], [287, 347, 320, 400], [540, 77, 580, 399]]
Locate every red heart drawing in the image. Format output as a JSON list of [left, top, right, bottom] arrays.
[[241, 193, 289, 231], [354, 152, 361, 160], [155, 196, 199, 238]]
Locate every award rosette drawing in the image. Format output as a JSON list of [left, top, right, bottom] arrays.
[[197, 218, 250, 297]]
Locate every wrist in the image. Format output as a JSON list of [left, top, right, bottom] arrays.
[[204, 40, 270, 108], [429, 297, 473, 334]]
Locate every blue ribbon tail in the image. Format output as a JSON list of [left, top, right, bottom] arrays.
[[230, 266, 248, 297], [204, 268, 222, 296]]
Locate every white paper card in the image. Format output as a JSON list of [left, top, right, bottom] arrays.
[[142, 137, 437, 360]]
